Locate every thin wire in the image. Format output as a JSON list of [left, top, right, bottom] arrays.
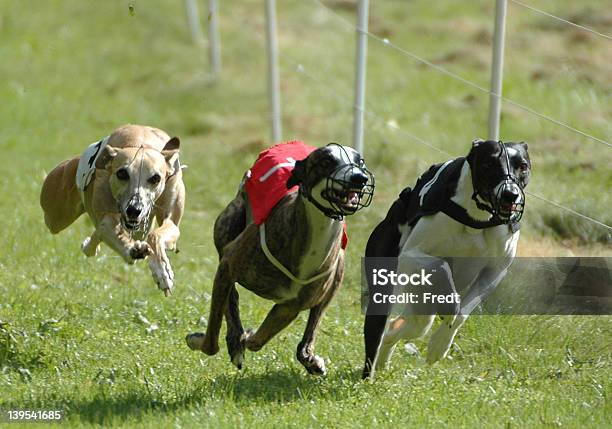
[[509, 0, 612, 41], [288, 59, 612, 232], [287, 59, 450, 156], [526, 191, 612, 232], [311, 0, 612, 149]]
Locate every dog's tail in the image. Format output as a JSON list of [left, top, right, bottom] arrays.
[[40, 157, 84, 234]]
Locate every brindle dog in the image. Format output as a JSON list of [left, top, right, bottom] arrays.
[[186, 144, 374, 375]]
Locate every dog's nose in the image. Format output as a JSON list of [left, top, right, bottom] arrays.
[[126, 205, 142, 219], [500, 188, 520, 203], [349, 171, 368, 186]]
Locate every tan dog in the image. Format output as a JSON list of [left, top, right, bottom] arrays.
[[40, 124, 185, 296]]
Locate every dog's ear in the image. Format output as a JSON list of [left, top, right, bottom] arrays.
[[287, 159, 306, 189], [467, 139, 484, 164], [163, 137, 180, 152], [162, 137, 180, 175], [95, 145, 118, 169], [520, 142, 528, 151]]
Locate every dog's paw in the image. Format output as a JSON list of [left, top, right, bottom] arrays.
[[303, 355, 327, 376], [227, 329, 252, 370], [297, 348, 327, 376], [186, 332, 206, 351], [244, 329, 264, 352], [81, 237, 99, 257], [129, 241, 152, 260], [426, 327, 454, 364], [374, 342, 397, 371], [185, 332, 219, 355], [148, 256, 174, 296]]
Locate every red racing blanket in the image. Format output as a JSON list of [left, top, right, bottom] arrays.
[[245, 141, 348, 249]]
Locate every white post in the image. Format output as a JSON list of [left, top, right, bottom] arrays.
[[352, 0, 369, 154], [487, 0, 507, 141], [184, 0, 204, 44], [265, 0, 282, 143], [208, 0, 221, 77]]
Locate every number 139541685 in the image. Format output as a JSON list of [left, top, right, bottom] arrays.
[[4, 409, 63, 422]]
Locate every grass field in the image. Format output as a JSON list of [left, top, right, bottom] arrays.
[[0, 0, 610, 427]]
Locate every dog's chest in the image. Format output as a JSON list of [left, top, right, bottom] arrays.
[[296, 224, 339, 278], [406, 214, 519, 258], [274, 219, 341, 304], [442, 229, 496, 257], [443, 228, 516, 259]]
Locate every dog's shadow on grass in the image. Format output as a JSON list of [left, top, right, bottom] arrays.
[[69, 367, 362, 425]]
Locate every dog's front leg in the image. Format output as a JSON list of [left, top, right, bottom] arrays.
[[97, 214, 151, 263], [147, 217, 180, 296], [296, 260, 344, 376], [427, 265, 509, 363], [243, 303, 300, 352], [296, 304, 329, 376], [426, 314, 467, 364]]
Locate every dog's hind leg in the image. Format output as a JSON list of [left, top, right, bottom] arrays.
[[376, 315, 435, 371], [186, 260, 233, 356], [212, 194, 249, 366], [81, 230, 101, 257], [40, 157, 84, 234], [363, 314, 391, 379], [225, 287, 246, 369]]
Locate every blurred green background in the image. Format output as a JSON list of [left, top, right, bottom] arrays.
[[0, 1, 610, 427]]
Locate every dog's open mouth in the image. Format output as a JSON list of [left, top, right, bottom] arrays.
[[317, 163, 374, 219], [331, 188, 362, 211], [122, 217, 141, 231], [498, 201, 525, 222], [498, 202, 515, 217]]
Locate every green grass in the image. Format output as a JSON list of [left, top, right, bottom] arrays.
[[0, 0, 610, 427]]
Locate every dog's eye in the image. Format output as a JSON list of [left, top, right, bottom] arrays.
[[148, 174, 161, 185], [116, 169, 129, 181]]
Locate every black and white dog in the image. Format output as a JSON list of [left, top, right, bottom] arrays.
[[362, 139, 531, 379]]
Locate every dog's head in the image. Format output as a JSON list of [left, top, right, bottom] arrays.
[[96, 137, 180, 231], [467, 139, 531, 223], [287, 143, 375, 219]]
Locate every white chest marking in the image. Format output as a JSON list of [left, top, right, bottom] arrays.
[[275, 200, 340, 302]]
